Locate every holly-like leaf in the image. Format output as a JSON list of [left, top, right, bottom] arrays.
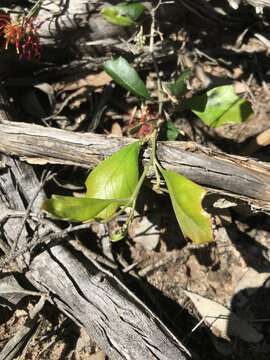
[[161, 169, 213, 244], [186, 85, 253, 128], [103, 57, 150, 99], [101, 2, 145, 27], [43, 196, 127, 222], [163, 70, 191, 98], [85, 141, 141, 219]]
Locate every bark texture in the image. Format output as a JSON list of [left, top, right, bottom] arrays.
[[0, 156, 191, 360], [0, 120, 269, 212]]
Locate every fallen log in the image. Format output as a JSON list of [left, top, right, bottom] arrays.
[[0, 156, 191, 360], [5, 0, 247, 50], [0, 120, 269, 212]]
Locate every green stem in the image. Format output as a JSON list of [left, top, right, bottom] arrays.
[[101, 153, 151, 227], [148, 0, 165, 117], [131, 165, 148, 203], [154, 156, 163, 172], [150, 129, 158, 162], [27, 0, 43, 19], [150, 129, 163, 191], [103, 130, 162, 234]]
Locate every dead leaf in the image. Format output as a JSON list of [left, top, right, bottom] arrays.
[[54, 71, 111, 93], [235, 268, 270, 294], [185, 290, 263, 343]]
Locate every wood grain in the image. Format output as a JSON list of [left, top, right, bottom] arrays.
[[0, 156, 191, 360], [0, 120, 270, 211]]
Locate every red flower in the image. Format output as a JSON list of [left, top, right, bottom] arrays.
[[0, 12, 41, 59], [22, 32, 41, 60]]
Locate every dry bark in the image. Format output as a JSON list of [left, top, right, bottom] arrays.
[[0, 155, 191, 360], [37, 0, 131, 46], [0, 84, 193, 359], [5, 0, 243, 49], [0, 120, 269, 212]]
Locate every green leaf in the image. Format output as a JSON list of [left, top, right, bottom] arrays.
[[101, 2, 145, 26], [101, 8, 135, 26], [115, 2, 146, 21], [85, 141, 141, 219], [163, 70, 191, 98], [161, 169, 213, 244], [165, 120, 180, 141], [43, 196, 127, 222], [186, 85, 253, 128], [103, 57, 150, 99]]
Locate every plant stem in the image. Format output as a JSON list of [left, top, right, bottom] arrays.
[[102, 129, 163, 237], [150, 129, 162, 191], [109, 130, 159, 231], [100, 147, 151, 230], [27, 0, 43, 19], [149, 3, 163, 115], [154, 156, 163, 173]]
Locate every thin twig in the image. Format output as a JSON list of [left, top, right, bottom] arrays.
[[0, 221, 93, 268], [0, 210, 38, 255], [149, 1, 164, 115], [12, 171, 55, 253]]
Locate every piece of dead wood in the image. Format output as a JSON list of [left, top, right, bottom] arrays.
[[0, 296, 46, 360], [36, 0, 131, 46], [0, 120, 270, 212], [6, 0, 245, 51], [0, 273, 40, 308], [0, 156, 191, 360]]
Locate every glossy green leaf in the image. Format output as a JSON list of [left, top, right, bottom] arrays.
[[85, 141, 141, 219], [101, 8, 135, 26], [43, 196, 127, 222], [101, 2, 145, 27], [103, 57, 150, 99], [163, 70, 191, 98], [115, 2, 145, 20], [161, 169, 213, 244], [186, 85, 253, 128]]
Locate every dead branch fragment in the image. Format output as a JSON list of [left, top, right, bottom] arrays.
[[0, 120, 269, 212], [0, 156, 191, 360]]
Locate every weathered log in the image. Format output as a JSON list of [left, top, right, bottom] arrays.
[[0, 120, 269, 212], [6, 0, 245, 49], [37, 0, 131, 45], [0, 156, 191, 360]]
